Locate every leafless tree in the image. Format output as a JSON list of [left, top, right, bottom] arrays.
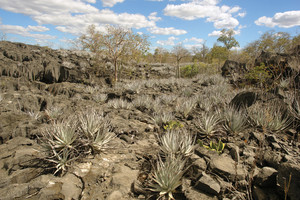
[[172, 44, 190, 78], [79, 24, 149, 82]]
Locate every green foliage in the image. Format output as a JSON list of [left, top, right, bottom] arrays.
[[196, 112, 220, 136], [150, 155, 186, 200], [159, 129, 195, 158], [222, 105, 248, 134], [198, 139, 225, 154], [245, 63, 272, 88], [217, 29, 240, 50], [180, 64, 199, 78], [163, 120, 184, 130]]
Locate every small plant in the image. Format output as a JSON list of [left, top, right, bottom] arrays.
[[27, 110, 41, 120], [150, 155, 186, 200], [248, 103, 293, 133], [196, 112, 220, 136], [198, 139, 225, 154], [42, 119, 78, 150], [284, 173, 292, 200], [159, 129, 195, 158], [163, 120, 184, 130], [133, 95, 153, 109], [108, 99, 133, 109], [92, 93, 107, 103], [45, 106, 63, 121], [47, 148, 76, 175], [152, 112, 174, 127], [78, 109, 114, 153], [222, 105, 248, 134], [175, 97, 197, 118]]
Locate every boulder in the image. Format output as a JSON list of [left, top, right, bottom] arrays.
[[194, 172, 221, 195], [209, 155, 246, 181], [221, 60, 247, 83], [254, 167, 278, 187]]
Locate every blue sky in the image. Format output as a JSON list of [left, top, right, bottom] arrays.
[[0, 0, 299, 51]]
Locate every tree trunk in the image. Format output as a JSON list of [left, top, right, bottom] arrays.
[[114, 59, 118, 82]]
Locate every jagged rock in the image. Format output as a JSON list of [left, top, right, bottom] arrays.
[[209, 155, 246, 181], [111, 165, 139, 194], [190, 154, 207, 179], [221, 60, 247, 79], [254, 167, 278, 187], [194, 172, 221, 195], [253, 186, 268, 200], [230, 91, 258, 109], [227, 143, 240, 162], [107, 190, 124, 200], [277, 162, 300, 200], [0, 41, 110, 84], [182, 178, 218, 200]]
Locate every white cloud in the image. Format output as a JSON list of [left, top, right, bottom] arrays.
[[208, 28, 241, 37], [27, 25, 49, 32], [184, 43, 203, 50], [0, 24, 56, 40], [148, 26, 187, 35], [163, 0, 241, 29], [101, 0, 125, 7], [84, 0, 96, 3], [208, 30, 222, 37], [0, 0, 155, 36], [255, 10, 300, 28], [237, 12, 246, 18], [157, 36, 178, 46], [0, 0, 98, 16], [148, 12, 162, 22], [184, 37, 204, 43]]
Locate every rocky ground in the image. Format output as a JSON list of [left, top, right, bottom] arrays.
[[0, 41, 300, 200]]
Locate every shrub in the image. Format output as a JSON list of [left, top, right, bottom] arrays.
[[180, 64, 199, 78], [244, 63, 272, 88]]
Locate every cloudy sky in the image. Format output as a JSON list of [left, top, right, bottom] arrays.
[[0, 0, 299, 51]]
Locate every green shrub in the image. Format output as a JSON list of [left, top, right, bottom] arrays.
[[245, 63, 272, 88], [180, 64, 199, 78]]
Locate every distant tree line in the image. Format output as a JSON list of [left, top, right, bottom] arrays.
[[76, 25, 300, 80]]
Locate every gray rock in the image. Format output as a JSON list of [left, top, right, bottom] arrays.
[[190, 154, 207, 179], [111, 165, 139, 193], [277, 162, 300, 200], [182, 178, 218, 200], [253, 186, 268, 200], [107, 190, 124, 200], [227, 143, 240, 162], [195, 172, 221, 195], [254, 167, 278, 187], [210, 155, 245, 181]]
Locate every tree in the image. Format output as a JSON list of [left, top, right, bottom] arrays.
[[191, 42, 209, 62], [172, 44, 190, 78], [154, 47, 169, 64], [208, 44, 229, 65], [79, 24, 149, 82], [217, 29, 239, 50], [0, 30, 6, 41]]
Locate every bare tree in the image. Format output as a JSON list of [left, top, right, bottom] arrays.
[[154, 47, 169, 64], [0, 30, 7, 41], [172, 44, 190, 78], [79, 24, 149, 82]]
